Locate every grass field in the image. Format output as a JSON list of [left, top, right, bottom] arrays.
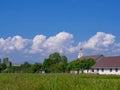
[[0, 73, 120, 90]]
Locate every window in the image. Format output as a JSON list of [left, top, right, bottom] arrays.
[[97, 69, 99, 72], [110, 68, 112, 72], [115, 68, 118, 72], [101, 68, 104, 72], [92, 69, 94, 72]]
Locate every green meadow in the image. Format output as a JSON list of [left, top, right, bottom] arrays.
[[0, 73, 120, 90]]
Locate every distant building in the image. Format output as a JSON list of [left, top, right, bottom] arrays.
[[12, 64, 21, 67]]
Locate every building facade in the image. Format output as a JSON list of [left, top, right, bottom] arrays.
[[93, 56, 120, 75]]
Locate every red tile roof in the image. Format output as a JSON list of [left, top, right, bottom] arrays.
[[93, 56, 120, 68], [80, 55, 104, 61]]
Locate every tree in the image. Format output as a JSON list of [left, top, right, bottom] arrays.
[[79, 58, 96, 72], [42, 52, 68, 73], [67, 58, 96, 73], [57, 62, 67, 72], [42, 58, 55, 73], [49, 52, 61, 63], [3, 57, 9, 64], [21, 61, 32, 73], [32, 63, 42, 73], [0, 58, 1, 64], [61, 56, 67, 63], [0, 63, 7, 72], [67, 59, 81, 71], [21, 61, 31, 68]]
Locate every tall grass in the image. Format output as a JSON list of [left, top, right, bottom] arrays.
[[0, 73, 120, 90]]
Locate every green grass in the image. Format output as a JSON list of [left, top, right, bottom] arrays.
[[0, 73, 120, 90]]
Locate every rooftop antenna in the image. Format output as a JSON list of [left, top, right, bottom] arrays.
[[78, 48, 83, 58]]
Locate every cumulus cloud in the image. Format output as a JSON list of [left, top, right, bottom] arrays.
[[0, 36, 28, 52], [79, 32, 115, 50], [29, 32, 75, 55], [0, 31, 120, 63], [30, 35, 46, 53], [43, 32, 74, 53]]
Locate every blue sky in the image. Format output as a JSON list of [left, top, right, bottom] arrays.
[[0, 0, 120, 63]]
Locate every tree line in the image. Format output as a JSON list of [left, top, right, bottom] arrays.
[[0, 52, 95, 73]]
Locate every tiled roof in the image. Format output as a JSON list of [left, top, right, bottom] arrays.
[[93, 56, 120, 68], [80, 55, 104, 61]]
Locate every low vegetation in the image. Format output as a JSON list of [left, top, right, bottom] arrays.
[[0, 52, 95, 73], [0, 73, 120, 90]]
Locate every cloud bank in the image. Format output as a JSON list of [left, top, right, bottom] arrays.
[[0, 32, 120, 63]]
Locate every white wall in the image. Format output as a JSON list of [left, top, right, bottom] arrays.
[[70, 68, 120, 75], [94, 68, 120, 75], [70, 70, 78, 74]]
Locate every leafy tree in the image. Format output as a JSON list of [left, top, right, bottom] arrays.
[[0, 58, 1, 64], [32, 63, 42, 73], [49, 52, 61, 63], [2, 66, 22, 73], [42, 52, 68, 73], [67, 58, 96, 73], [21, 61, 31, 68], [3, 57, 9, 64], [67, 59, 81, 71], [57, 62, 67, 72], [0, 63, 7, 72], [42, 58, 55, 73], [21, 61, 32, 73], [61, 56, 67, 63], [79, 58, 96, 71]]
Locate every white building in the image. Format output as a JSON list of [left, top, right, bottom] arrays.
[[93, 56, 120, 75], [70, 54, 104, 74], [71, 52, 120, 75]]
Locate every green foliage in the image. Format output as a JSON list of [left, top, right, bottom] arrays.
[[57, 62, 67, 72], [3, 61, 42, 73], [49, 52, 61, 63], [0, 74, 120, 90], [42, 52, 68, 73], [0, 53, 96, 74], [61, 56, 67, 63], [3, 57, 9, 64], [0, 63, 7, 72], [2, 66, 22, 73], [79, 58, 96, 71], [67, 59, 81, 71], [68, 58, 96, 72], [42, 58, 55, 73], [32, 63, 42, 73]]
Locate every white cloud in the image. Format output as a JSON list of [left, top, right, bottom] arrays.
[[0, 31, 120, 63], [30, 35, 46, 53], [0, 36, 28, 52], [43, 32, 74, 53], [79, 32, 115, 50], [29, 32, 75, 55]]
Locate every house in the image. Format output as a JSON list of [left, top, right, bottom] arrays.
[[78, 55, 104, 74], [93, 56, 120, 75], [71, 49, 120, 75], [70, 54, 104, 74]]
